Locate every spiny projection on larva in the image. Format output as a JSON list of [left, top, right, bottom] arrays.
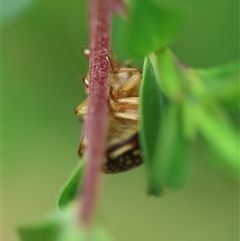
[[75, 50, 143, 174]]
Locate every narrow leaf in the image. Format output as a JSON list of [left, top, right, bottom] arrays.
[[194, 62, 240, 105], [58, 161, 85, 210], [182, 97, 198, 140], [148, 103, 190, 193], [165, 112, 189, 189], [152, 105, 178, 193], [140, 56, 169, 196], [196, 106, 239, 180], [150, 48, 185, 100]]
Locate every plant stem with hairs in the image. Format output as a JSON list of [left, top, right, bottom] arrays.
[[79, 0, 125, 226]]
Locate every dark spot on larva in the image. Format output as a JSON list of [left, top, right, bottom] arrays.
[[103, 134, 143, 174]]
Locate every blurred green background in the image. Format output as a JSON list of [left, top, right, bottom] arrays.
[[2, 0, 239, 241]]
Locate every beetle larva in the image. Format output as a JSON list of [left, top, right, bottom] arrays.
[[75, 54, 143, 174]]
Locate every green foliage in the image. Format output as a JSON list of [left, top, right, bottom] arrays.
[[195, 62, 239, 109], [150, 104, 189, 192], [12, 0, 239, 239], [18, 207, 113, 241], [23, 0, 238, 224], [58, 161, 85, 209], [186, 64, 239, 180], [140, 48, 239, 193], [150, 47, 186, 99], [140, 56, 189, 195], [123, 0, 185, 58], [196, 106, 239, 179], [18, 214, 62, 241], [140, 57, 169, 195]]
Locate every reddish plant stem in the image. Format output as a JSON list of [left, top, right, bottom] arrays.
[[79, 0, 111, 225], [80, 0, 126, 226]]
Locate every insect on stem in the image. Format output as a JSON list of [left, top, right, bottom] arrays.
[[76, 55, 143, 172]]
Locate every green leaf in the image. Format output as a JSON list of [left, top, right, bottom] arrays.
[[18, 207, 114, 241], [195, 61, 239, 81], [149, 48, 239, 183], [18, 215, 61, 241], [140, 56, 169, 196], [182, 97, 198, 140], [194, 62, 240, 105], [195, 106, 239, 180], [150, 48, 186, 100], [123, 0, 185, 58], [150, 104, 189, 194], [58, 161, 85, 209], [164, 119, 189, 190], [140, 56, 189, 195]]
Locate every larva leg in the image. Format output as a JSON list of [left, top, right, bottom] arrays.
[[110, 70, 142, 98], [114, 67, 141, 74], [117, 97, 139, 104], [114, 112, 139, 121], [110, 96, 140, 121], [75, 99, 88, 115], [120, 71, 142, 92]]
